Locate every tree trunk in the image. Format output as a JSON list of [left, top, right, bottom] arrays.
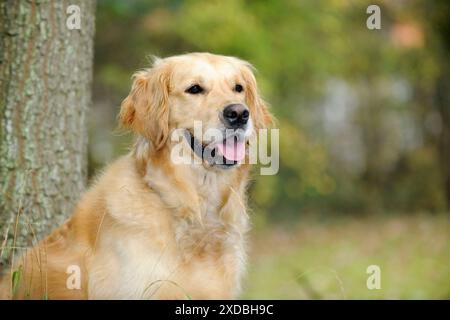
[[426, 0, 450, 209], [0, 1, 95, 269], [437, 71, 450, 208]]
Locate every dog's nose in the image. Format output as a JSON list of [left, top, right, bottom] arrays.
[[222, 104, 250, 129]]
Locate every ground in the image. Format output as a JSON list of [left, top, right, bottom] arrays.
[[242, 214, 449, 299]]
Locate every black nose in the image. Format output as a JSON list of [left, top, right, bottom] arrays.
[[222, 104, 250, 129]]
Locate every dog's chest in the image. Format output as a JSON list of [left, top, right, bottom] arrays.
[[87, 164, 247, 299], [198, 171, 223, 218], [89, 225, 243, 299]]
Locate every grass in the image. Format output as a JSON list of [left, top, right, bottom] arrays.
[[241, 213, 450, 299]]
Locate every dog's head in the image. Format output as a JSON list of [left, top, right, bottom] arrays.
[[119, 53, 273, 169]]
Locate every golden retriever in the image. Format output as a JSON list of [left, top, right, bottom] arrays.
[[0, 52, 273, 299]]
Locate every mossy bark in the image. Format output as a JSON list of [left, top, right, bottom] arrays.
[[0, 1, 95, 268]]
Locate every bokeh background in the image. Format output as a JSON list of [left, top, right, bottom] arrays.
[[90, 0, 449, 298]]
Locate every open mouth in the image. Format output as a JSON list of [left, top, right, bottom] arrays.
[[183, 130, 246, 168]]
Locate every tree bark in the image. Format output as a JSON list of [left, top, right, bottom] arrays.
[[0, 0, 95, 268]]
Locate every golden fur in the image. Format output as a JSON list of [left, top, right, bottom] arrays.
[[0, 53, 273, 299]]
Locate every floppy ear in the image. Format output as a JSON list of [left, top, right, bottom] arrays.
[[119, 63, 170, 150], [241, 63, 274, 130]]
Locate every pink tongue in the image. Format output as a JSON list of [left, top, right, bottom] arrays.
[[217, 140, 245, 161]]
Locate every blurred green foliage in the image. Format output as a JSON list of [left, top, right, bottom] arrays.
[[92, 0, 450, 220]]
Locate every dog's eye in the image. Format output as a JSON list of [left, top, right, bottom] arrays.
[[185, 84, 204, 94], [234, 84, 244, 93]]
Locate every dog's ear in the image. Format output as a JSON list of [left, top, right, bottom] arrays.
[[119, 63, 170, 150], [240, 63, 274, 130]]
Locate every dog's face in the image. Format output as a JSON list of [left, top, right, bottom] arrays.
[[120, 53, 273, 169]]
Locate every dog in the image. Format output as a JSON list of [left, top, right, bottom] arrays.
[[0, 52, 273, 299]]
